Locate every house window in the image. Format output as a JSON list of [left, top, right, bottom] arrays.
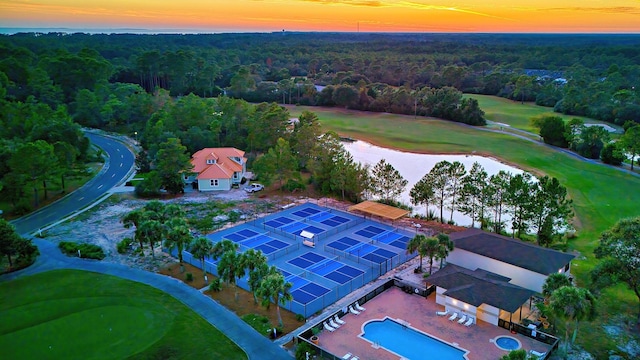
[[210, 179, 218, 187], [233, 172, 238, 179], [206, 159, 215, 165]]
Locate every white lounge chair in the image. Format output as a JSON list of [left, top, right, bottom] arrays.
[[355, 301, 366, 311], [464, 317, 474, 327], [351, 357, 359, 360], [334, 315, 346, 325], [529, 350, 546, 358], [329, 319, 341, 329], [457, 314, 467, 324], [342, 353, 352, 359], [448, 312, 458, 321], [436, 309, 449, 316], [349, 305, 360, 315], [324, 321, 336, 332]]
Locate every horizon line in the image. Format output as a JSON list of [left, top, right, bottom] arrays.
[[1, 27, 640, 36]]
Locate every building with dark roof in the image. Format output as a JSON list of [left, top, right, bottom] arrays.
[[447, 228, 575, 293], [428, 263, 536, 326]]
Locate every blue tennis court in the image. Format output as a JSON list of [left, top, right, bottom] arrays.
[[374, 231, 403, 243], [292, 206, 322, 218], [309, 211, 332, 223], [264, 216, 296, 229], [281, 269, 332, 305], [288, 251, 365, 285], [348, 242, 377, 256], [355, 225, 388, 239], [363, 248, 398, 264], [281, 221, 325, 237], [387, 235, 412, 250], [185, 202, 415, 318], [239, 234, 291, 255], [223, 228, 262, 242]]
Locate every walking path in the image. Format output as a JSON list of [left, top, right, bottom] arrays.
[[0, 241, 291, 360]]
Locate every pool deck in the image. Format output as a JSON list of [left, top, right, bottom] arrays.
[[316, 286, 552, 360]]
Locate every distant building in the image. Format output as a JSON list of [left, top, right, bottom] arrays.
[[183, 148, 247, 191]]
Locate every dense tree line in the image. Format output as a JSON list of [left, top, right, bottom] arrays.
[[532, 114, 640, 166], [0, 73, 91, 214], [2, 32, 639, 130], [410, 161, 573, 246]]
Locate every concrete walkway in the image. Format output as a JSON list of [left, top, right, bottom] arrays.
[[0, 239, 291, 360]]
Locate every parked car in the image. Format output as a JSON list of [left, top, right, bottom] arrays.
[[244, 183, 264, 193]]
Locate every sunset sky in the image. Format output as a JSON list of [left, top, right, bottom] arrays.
[[1, 0, 639, 33]]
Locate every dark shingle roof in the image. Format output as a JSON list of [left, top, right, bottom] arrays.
[[427, 264, 535, 312], [449, 228, 575, 275]]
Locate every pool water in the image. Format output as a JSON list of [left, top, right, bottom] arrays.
[[361, 318, 467, 360], [495, 336, 521, 350]]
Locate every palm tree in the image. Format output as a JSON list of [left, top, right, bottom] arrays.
[[122, 209, 144, 250], [189, 237, 214, 284], [136, 219, 163, 258], [211, 239, 239, 261], [548, 286, 597, 351], [421, 237, 440, 275], [242, 249, 268, 303], [542, 273, 572, 300], [249, 263, 278, 304], [435, 233, 454, 270], [257, 271, 293, 327], [406, 234, 427, 272], [164, 218, 192, 272], [218, 249, 245, 302], [162, 203, 186, 222]]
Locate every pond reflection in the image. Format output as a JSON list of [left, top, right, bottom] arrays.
[[343, 140, 524, 227]]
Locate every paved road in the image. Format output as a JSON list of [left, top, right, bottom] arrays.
[[11, 132, 136, 236], [0, 239, 291, 360], [4, 132, 291, 360]]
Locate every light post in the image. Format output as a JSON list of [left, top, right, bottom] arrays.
[[134, 131, 138, 143]]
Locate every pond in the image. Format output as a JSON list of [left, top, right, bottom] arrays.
[[343, 140, 524, 227]]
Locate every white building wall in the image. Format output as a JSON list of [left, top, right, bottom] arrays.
[[477, 304, 500, 326], [436, 287, 446, 306], [198, 178, 231, 191], [445, 296, 477, 321], [447, 248, 552, 293]]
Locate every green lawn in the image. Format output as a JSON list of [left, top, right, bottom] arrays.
[[287, 102, 640, 357], [0, 270, 247, 360], [466, 94, 623, 135]]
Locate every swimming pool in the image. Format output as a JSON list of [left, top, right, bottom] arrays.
[[360, 317, 469, 360], [494, 336, 521, 351]]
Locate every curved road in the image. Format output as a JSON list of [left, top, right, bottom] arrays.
[[4, 132, 291, 360], [1, 240, 290, 360], [11, 132, 136, 236]]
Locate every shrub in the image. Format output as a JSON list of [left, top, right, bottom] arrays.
[[282, 179, 306, 192], [12, 199, 33, 216], [295, 341, 315, 360], [209, 278, 222, 291], [185, 272, 193, 282], [58, 241, 106, 260], [295, 313, 305, 322], [117, 238, 132, 254], [600, 142, 625, 165]]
